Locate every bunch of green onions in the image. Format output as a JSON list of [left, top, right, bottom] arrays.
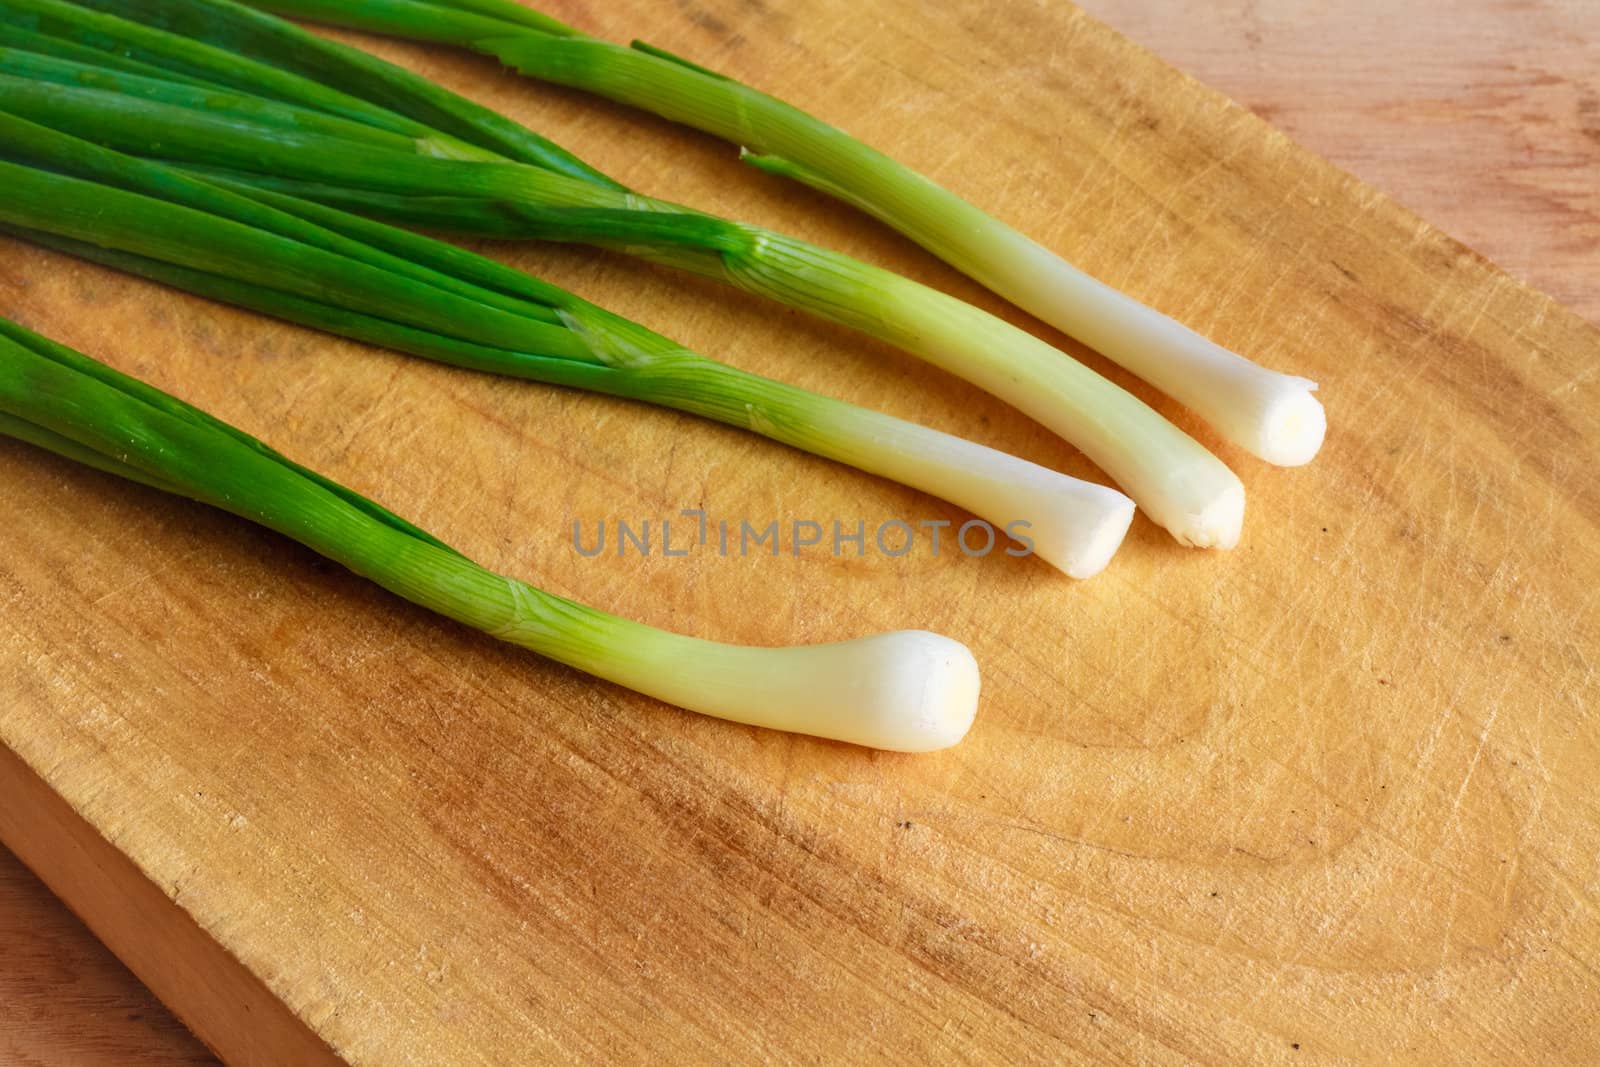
[[243, 0, 1326, 467], [0, 0, 1265, 549], [0, 315, 982, 751], [0, 109, 1139, 576]]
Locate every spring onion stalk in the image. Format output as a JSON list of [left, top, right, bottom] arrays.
[[0, 316, 981, 750], [0, 111, 1136, 576], [0, 0, 1243, 547], [233, 0, 1327, 467]]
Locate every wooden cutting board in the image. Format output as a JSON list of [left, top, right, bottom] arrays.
[[2, 0, 1597, 1062]]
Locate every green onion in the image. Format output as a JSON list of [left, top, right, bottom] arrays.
[[0, 0, 1246, 548], [238, 0, 1326, 468], [0, 110, 1137, 576], [0, 315, 981, 750]]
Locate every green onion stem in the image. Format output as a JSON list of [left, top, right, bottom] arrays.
[[237, 0, 1325, 468], [0, 111, 1135, 576], [0, 317, 981, 750]]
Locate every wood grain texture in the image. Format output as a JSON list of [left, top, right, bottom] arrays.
[[0, 844, 214, 1066], [1079, 0, 1600, 327], [0, 747, 339, 1067], [1, 0, 1597, 1063]]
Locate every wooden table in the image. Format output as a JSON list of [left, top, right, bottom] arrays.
[[3, 0, 1596, 1062]]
